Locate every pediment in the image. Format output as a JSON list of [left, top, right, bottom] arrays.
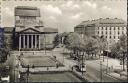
[[20, 28, 40, 33]]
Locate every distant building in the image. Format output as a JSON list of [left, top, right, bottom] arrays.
[[74, 18, 127, 49], [4, 6, 58, 50], [0, 28, 4, 48]]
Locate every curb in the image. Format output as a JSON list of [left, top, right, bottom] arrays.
[[89, 60, 127, 82], [105, 72, 126, 82]]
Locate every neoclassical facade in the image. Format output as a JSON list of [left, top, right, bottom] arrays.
[[4, 6, 58, 51]]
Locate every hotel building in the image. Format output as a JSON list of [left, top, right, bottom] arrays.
[[74, 18, 127, 49]]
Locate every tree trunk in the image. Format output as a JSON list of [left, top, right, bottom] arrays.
[[92, 53, 93, 59], [123, 53, 125, 71], [99, 50, 101, 59], [95, 53, 96, 57]]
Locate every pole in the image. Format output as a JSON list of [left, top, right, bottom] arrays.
[[44, 34, 46, 55], [127, 25, 128, 82], [82, 51, 84, 76], [103, 50, 104, 62], [27, 65, 29, 83], [14, 69, 15, 82], [123, 52, 125, 71], [107, 42, 108, 73], [100, 61, 102, 82]]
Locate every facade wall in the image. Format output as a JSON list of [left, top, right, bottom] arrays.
[[40, 33, 57, 49], [95, 26, 127, 47], [74, 18, 127, 50]]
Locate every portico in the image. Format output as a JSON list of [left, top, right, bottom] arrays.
[[19, 34, 41, 50]]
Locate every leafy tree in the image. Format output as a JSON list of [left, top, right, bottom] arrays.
[[111, 34, 127, 58], [63, 32, 84, 57], [53, 34, 61, 48], [82, 35, 100, 58], [0, 36, 10, 63]]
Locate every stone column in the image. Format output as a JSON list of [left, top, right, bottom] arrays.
[[31, 35, 33, 49], [23, 35, 25, 48], [19, 34, 21, 51], [39, 35, 40, 49], [35, 35, 37, 48], [27, 34, 29, 48]]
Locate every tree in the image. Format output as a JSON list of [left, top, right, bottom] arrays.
[[63, 32, 84, 58], [110, 34, 127, 71], [111, 34, 127, 58], [53, 34, 61, 48], [82, 35, 100, 59], [0, 36, 10, 63]]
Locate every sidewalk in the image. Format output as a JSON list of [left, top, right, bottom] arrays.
[[96, 56, 127, 81]]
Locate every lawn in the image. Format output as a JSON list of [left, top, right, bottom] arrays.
[[21, 56, 63, 67], [21, 72, 84, 82]]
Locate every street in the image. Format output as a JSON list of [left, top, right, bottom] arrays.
[[86, 60, 123, 82], [53, 47, 125, 82]]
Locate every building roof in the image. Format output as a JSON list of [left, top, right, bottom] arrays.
[[4, 27, 14, 33], [15, 26, 58, 33], [43, 27, 58, 33], [76, 18, 127, 28], [15, 6, 40, 17]]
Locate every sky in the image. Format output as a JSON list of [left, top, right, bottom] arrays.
[[1, 0, 127, 33]]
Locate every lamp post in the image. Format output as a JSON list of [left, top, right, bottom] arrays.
[[100, 61, 103, 82], [106, 42, 109, 73]]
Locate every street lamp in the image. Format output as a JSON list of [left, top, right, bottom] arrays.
[[100, 61, 103, 82], [106, 42, 109, 73]]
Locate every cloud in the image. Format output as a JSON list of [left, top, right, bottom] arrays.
[[102, 6, 111, 11], [83, 1, 97, 9], [41, 5, 62, 15], [61, 1, 80, 10], [48, 16, 57, 22], [3, 7, 13, 16], [70, 13, 83, 19]]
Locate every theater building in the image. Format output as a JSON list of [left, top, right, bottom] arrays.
[[4, 6, 58, 51]]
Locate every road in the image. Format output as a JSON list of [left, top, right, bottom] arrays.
[[53, 47, 124, 82], [86, 60, 123, 82]]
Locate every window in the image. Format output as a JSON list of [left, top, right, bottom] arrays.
[[122, 31, 124, 34], [102, 27, 103, 30], [106, 36, 107, 38], [118, 36, 119, 39], [118, 27, 120, 30], [110, 27, 111, 30], [114, 36, 115, 39], [98, 31, 99, 34], [110, 36, 111, 39], [106, 27, 107, 30], [106, 31, 107, 34], [101, 31, 103, 34], [97, 27, 99, 30], [114, 27, 115, 30], [122, 27, 124, 30], [110, 31, 111, 35], [118, 31, 120, 35]]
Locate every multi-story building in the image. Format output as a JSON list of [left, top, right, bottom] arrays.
[[74, 18, 127, 49], [4, 6, 58, 50]]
